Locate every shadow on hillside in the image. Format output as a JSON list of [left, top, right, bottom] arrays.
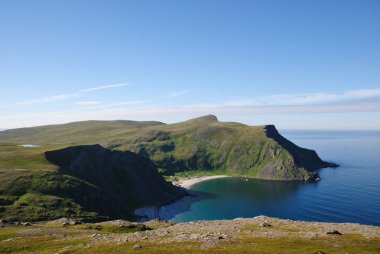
[[135, 189, 217, 221]]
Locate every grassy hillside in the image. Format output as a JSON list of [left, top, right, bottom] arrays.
[[0, 120, 164, 145], [0, 115, 336, 181], [0, 145, 185, 222]]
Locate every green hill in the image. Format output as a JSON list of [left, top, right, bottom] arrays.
[[0, 120, 164, 145], [0, 115, 337, 181], [0, 145, 186, 222]]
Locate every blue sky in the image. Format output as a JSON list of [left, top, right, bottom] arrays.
[[1, 0, 380, 130]]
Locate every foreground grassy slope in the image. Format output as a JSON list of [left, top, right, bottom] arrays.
[[0, 145, 185, 222], [0, 216, 379, 254], [0, 115, 335, 181]]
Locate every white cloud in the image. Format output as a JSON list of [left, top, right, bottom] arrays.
[[12, 83, 129, 106], [14, 93, 80, 105], [168, 89, 199, 98], [80, 83, 129, 92], [75, 101, 102, 105], [86, 100, 148, 109], [225, 88, 380, 106]]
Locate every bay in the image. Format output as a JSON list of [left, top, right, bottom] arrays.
[[163, 131, 380, 226]]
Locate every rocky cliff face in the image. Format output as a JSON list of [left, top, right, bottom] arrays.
[[121, 117, 338, 181], [44, 145, 187, 219], [264, 125, 338, 170], [0, 145, 186, 222]]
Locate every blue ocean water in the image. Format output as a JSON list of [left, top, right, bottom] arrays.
[[169, 131, 380, 226]]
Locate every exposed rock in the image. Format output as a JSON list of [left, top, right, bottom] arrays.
[[216, 234, 227, 240], [326, 230, 342, 235], [44, 145, 187, 219], [260, 221, 271, 227], [132, 244, 142, 249]]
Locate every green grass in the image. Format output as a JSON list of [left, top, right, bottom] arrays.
[[80, 223, 150, 234], [79, 236, 380, 254], [0, 120, 164, 145], [0, 234, 87, 254], [0, 143, 58, 170], [1, 223, 378, 254]]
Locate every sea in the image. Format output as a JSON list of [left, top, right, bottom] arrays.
[[139, 131, 380, 226]]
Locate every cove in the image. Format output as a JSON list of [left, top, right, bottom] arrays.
[[140, 131, 380, 226]]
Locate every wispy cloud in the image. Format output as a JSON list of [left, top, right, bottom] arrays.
[[168, 89, 199, 98], [14, 93, 80, 105], [13, 83, 129, 106], [75, 101, 102, 105], [4, 87, 380, 129], [80, 83, 129, 92], [225, 88, 380, 106], [86, 100, 148, 109]]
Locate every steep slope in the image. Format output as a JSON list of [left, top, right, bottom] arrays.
[[0, 115, 337, 181], [117, 115, 337, 180], [0, 145, 186, 222]]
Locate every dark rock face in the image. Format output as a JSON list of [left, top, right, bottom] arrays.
[[264, 125, 338, 181], [45, 145, 187, 220], [264, 125, 338, 171], [326, 230, 343, 235]]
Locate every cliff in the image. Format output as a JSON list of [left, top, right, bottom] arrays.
[[0, 145, 186, 222]]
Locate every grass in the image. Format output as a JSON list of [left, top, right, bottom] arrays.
[[0, 234, 87, 254], [0, 223, 378, 254], [79, 236, 380, 254], [80, 223, 150, 234], [0, 143, 58, 171], [1, 210, 379, 253], [0, 120, 164, 145]]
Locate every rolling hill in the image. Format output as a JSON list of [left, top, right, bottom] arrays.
[[0, 115, 337, 181]]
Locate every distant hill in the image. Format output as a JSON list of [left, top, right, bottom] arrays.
[[0, 115, 337, 181], [0, 120, 164, 145]]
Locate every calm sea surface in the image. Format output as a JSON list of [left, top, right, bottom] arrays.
[[165, 131, 380, 226]]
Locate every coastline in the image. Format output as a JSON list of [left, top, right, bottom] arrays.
[[172, 175, 229, 189], [135, 176, 229, 221]]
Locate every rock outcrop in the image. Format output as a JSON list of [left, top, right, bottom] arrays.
[[0, 145, 187, 222], [44, 145, 187, 219]]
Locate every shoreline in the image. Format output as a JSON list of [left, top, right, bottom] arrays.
[[172, 175, 229, 189], [135, 175, 229, 221]]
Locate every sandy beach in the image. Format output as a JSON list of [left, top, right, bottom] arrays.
[[173, 175, 229, 189]]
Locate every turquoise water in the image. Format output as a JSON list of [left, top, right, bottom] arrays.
[[168, 131, 380, 226]]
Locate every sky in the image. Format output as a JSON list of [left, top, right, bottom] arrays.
[[1, 0, 380, 130]]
